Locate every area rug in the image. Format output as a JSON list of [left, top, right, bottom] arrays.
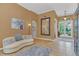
[[15, 45, 52, 56]]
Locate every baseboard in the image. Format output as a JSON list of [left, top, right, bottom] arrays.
[[0, 48, 3, 50], [35, 37, 56, 41]]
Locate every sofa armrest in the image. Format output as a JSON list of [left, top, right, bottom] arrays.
[[3, 37, 15, 47]]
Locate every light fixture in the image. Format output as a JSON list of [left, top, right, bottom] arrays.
[[64, 10, 67, 20], [28, 24, 31, 35], [64, 17, 66, 20], [28, 24, 31, 26]]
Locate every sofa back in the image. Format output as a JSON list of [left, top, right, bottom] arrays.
[[23, 35, 32, 40]]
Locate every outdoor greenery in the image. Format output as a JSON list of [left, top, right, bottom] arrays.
[[58, 17, 71, 36]]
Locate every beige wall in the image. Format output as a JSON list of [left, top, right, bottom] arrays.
[[0, 3, 38, 48], [37, 11, 57, 40], [0, 3, 62, 48]]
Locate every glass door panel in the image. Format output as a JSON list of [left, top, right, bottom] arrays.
[[65, 20, 72, 37], [58, 20, 64, 37]]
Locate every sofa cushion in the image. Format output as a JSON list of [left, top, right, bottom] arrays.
[[15, 34, 23, 41]]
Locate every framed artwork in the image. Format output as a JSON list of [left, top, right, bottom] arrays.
[[11, 18, 24, 30], [41, 17, 50, 35]]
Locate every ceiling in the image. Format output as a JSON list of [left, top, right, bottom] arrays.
[[18, 3, 78, 16]]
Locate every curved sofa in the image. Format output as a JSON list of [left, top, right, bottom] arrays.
[[3, 35, 34, 53]]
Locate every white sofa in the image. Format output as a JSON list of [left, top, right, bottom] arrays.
[[3, 35, 34, 53]]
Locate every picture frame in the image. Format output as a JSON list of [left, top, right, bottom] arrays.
[[41, 17, 50, 36]]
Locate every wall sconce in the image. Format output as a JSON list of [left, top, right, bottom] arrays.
[[28, 24, 31, 35], [28, 24, 31, 26]]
